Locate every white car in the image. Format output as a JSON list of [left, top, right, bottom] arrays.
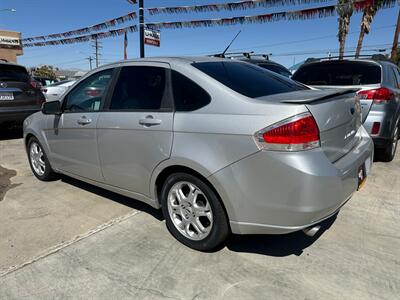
[[42, 80, 75, 101]]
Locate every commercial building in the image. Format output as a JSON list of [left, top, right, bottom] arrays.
[[0, 30, 23, 63]]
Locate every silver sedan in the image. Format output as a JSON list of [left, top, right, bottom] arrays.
[[23, 57, 373, 251]]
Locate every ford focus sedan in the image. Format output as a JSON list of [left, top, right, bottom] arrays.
[[23, 57, 373, 251]]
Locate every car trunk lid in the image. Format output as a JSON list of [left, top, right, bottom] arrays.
[[260, 89, 362, 162], [307, 84, 380, 123]]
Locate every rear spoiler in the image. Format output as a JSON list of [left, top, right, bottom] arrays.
[[279, 88, 359, 104]]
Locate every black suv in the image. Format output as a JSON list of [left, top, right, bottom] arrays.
[[0, 62, 45, 128]]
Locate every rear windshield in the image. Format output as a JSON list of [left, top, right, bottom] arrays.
[[0, 65, 29, 82], [292, 62, 381, 86], [193, 61, 305, 98], [257, 63, 292, 77]]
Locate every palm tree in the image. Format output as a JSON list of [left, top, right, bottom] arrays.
[[337, 0, 354, 59], [355, 0, 385, 58]]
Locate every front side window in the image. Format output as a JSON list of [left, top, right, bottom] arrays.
[[110, 66, 168, 111], [64, 69, 114, 112], [172, 70, 211, 111], [193, 61, 305, 98]]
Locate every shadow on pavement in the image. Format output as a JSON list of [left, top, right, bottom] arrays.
[[60, 174, 336, 257], [0, 128, 23, 141], [60, 175, 164, 221], [226, 214, 337, 257]]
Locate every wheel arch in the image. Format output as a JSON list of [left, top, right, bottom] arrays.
[[152, 163, 232, 225]]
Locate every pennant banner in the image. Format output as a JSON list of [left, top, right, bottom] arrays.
[[23, 26, 137, 48], [148, 0, 330, 15], [22, 12, 137, 42], [146, 0, 396, 29]]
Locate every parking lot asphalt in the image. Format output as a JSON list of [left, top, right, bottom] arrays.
[[0, 129, 399, 299]]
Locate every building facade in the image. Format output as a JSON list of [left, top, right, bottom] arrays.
[[0, 30, 23, 63]]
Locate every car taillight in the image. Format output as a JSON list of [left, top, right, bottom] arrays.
[[85, 89, 101, 97], [357, 87, 393, 104], [254, 112, 320, 151], [29, 79, 41, 90]]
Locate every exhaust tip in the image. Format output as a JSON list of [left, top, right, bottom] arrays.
[[303, 225, 321, 237]]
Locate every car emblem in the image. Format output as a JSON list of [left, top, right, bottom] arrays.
[[0, 82, 7, 88]]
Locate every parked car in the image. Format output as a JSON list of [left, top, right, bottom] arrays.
[[292, 58, 400, 162], [33, 76, 58, 87], [0, 62, 45, 128], [42, 80, 76, 102], [239, 57, 291, 77], [24, 57, 373, 251], [227, 53, 292, 77]]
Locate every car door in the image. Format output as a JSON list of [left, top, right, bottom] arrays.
[[44, 68, 115, 181], [97, 63, 173, 196]]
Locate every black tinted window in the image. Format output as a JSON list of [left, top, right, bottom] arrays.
[[65, 69, 113, 112], [258, 63, 291, 77], [172, 71, 211, 111], [110, 66, 168, 110], [292, 62, 381, 85], [0, 65, 29, 82], [193, 61, 304, 98]]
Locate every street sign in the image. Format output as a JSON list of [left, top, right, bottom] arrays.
[[144, 29, 160, 47]]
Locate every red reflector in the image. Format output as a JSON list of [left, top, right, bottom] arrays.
[[371, 122, 381, 135], [357, 87, 393, 103], [263, 115, 319, 144]]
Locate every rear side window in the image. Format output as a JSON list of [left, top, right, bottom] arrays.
[[172, 71, 211, 111], [0, 65, 29, 82], [193, 61, 304, 98], [292, 62, 381, 86], [110, 66, 168, 111]]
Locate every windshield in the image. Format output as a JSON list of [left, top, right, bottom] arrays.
[[292, 61, 382, 86], [0, 65, 29, 82], [193, 61, 305, 98]]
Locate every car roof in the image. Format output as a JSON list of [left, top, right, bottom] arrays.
[[100, 56, 245, 69], [0, 61, 28, 69], [300, 58, 396, 68]]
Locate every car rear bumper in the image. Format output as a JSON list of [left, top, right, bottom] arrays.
[[363, 107, 398, 147], [0, 108, 40, 125], [208, 126, 374, 235]]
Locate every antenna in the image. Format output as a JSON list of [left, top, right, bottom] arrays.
[[215, 30, 241, 58]]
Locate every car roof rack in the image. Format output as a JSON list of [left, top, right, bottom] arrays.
[[213, 52, 271, 60], [304, 54, 394, 64]]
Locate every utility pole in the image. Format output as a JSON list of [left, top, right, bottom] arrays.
[[92, 37, 102, 68], [391, 10, 400, 63], [139, 0, 145, 58], [86, 56, 93, 70]]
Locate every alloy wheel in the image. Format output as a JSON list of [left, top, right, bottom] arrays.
[[167, 181, 213, 241], [29, 142, 46, 176]]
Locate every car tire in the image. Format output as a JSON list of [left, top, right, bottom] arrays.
[[27, 137, 58, 181], [160, 173, 230, 251], [378, 120, 399, 162]]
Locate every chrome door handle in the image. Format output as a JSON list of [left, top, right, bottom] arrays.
[[139, 116, 162, 127], [77, 117, 92, 125]]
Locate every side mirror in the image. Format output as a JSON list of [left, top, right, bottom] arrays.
[[42, 100, 62, 115]]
